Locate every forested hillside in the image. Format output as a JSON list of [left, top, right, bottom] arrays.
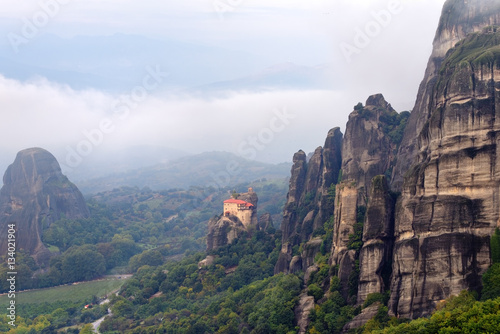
[[0, 179, 287, 294]]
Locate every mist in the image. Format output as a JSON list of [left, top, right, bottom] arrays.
[[0, 0, 447, 183]]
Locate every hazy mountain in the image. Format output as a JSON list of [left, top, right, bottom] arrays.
[[188, 62, 337, 95], [61, 145, 189, 183], [0, 34, 336, 93], [75, 151, 291, 194]]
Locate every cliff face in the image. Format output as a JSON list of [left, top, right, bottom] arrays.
[[341, 94, 400, 201], [276, 0, 500, 326], [389, 27, 500, 319], [357, 176, 394, 305], [330, 95, 405, 299], [275, 128, 342, 274], [0, 148, 89, 265], [392, 0, 500, 190], [206, 215, 247, 251]]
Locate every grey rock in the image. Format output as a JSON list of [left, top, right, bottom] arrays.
[[295, 293, 315, 334], [389, 26, 500, 318], [0, 148, 89, 265], [275, 129, 342, 274], [392, 0, 500, 190], [342, 303, 381, 333], [357, 176, 394, 305]]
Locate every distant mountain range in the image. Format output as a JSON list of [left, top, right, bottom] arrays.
[[188, 62, 336, 95], [0, 33, 335, 93], [74, 151, 291, 194]]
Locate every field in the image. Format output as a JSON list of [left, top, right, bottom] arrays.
[[0, 277, 127, 307]]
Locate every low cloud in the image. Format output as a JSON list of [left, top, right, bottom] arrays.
[[0, 75, 361, 174]]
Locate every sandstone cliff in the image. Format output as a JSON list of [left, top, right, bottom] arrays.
[[357, 176, 394, 305], [340, 94, 403, 201], [275, 128, 342, 274], [0, 148, 89, 265], [330, 95, 406, 302], [392, 0, 500, 190], [389, 26, 500, 319], [276, 0, 500, 327], [206, 215, 247, 251]]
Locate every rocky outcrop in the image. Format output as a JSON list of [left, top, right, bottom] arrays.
[[341, 94, 403, 201], [275, 128, 342, 274], [290, 256, 303, 274], [302, 237, 323, 270], [258, 213, 273, 231], [206, 215, 246, 251], [304, 264, 319, 285], [392, 0, 500, 190], [389, 27, 500, 319], [330, 95, 406, 301], [0, 148, 89, 265], [342, 303, 381, 333], [330, 182, 358, 268], [314, 128, 344, 231], [280, 1, 500, 324], [206, 189, 259, 251], [198, 255, 215, 269], [357, 176, 394, 305], [275, 242, 293, 274], [280, 150, 308, 251], [295, 293, 315, 334]]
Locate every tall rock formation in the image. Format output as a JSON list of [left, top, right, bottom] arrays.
[[392, 0, 500, 190], [357, 176, 394, 305], [340, 94, 402, 201], [389, 26, 500, 319], [275, 128, 342, 274], [278, 1, 500, 324], [0, 148, 89, 265], [330, 95, 407, 301]]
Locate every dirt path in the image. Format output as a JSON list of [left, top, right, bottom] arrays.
[[92, 312, 109, 333], [91, 287, 122, 333]]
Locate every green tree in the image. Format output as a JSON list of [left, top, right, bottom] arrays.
[[50, 308, 70, 328], [61, 245, 106, 283], [481, 263, 500, 301], [79, 323, 96, 334], [308, 283, 324, 302], [112, 299, 135, 318], [129, 249, 164, 272]]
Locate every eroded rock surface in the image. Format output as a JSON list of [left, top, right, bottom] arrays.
[[389, 27, 500, 319], [393, 0, 500, 190], [357, 176, 394, 305], [0, 148, 89, 265], [330, 95, 403, 289], [275, 129, 342, 274], [295, 293, 315, 334]]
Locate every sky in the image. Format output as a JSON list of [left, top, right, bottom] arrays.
[[0, 0, 447, 180]]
